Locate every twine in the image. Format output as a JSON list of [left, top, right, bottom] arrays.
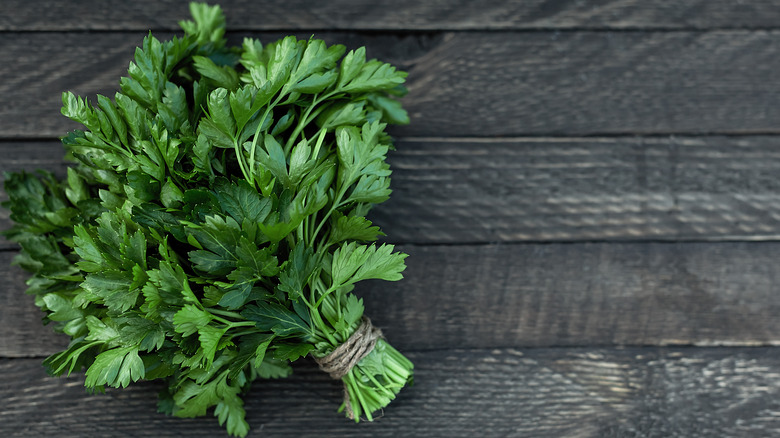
[[313, 316, 383, 419]]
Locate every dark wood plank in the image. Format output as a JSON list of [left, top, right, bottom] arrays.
[[376, 136, 780, 243], [3, 347, 780, 436], [6, 32, 780, 138], [6, 136, 780, 245], [6, 0, 780, 31], [4, 242, 780, 357], [367, 242, 780, 349], [0, 252, 69, 358]]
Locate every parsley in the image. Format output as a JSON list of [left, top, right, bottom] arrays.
[[3, 3, 413, 436]]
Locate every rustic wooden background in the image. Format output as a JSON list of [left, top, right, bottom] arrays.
[[3, 1, 780, 436]]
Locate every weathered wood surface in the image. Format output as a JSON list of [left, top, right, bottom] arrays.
[[3, 348, 780, 437], [5, 2, 780, 436], [5, 241, 780, 357], [7, 31, 780, 138], [5, 136, 780, 246], [6, 0, 780, 31], [378, 136, 780, 243]]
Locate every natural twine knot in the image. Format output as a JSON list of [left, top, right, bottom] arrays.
[[313, 316, 383, 419]]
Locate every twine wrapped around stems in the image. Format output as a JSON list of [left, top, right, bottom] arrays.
[[313, 316, 383, 418]]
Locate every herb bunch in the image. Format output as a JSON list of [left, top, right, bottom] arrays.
[[4, 3, 412, 436]]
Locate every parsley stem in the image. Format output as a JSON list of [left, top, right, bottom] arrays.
[[309, 301, 338, 345], [245, 93, 285, 186], [285, 94, 320, 153], [284, 90, 339, 153], [309, 184, 349, 245], [233, 139, 251, 183], [208, 308, 246, 320], [312, 128, 327, 159]]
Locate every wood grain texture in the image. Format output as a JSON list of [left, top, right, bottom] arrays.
[[0, 252, 68, 358], [6, 136, 780, 245], [3, 347, 780, 437], [5, 0, 780, 31], [375, 136, 780, 243], [4, 242, 780, 357], [6, 31, 780, 138]]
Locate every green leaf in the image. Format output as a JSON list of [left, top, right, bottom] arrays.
[[228, 85, 255, 131], [173, 378, 219, 418], [368, 93, 410, 125], [115, 315, 166, 352], [273, 343, 314, 362], [213, 179, 273, 225], [189, 249, 235, 276], [241, 301, 312, 338], [173, 304, 213, 337], [339, 55, 407, 94], [198, 118, 234, 149], [149, 258, 198, 305], [337, 47, 366, 89], [255, 357, 292, 379], [215, 391, 250, 438], [318, 101, 366, 130], [158, 82, 190, 133], [293, 39, 344, 83], [331, 242, 408, 287], [132, 203, 186, 242], [193, 56, 239, 90], [350, 174, 391, 204], [190, 215, 242, 256], [217, 282, 252, 310], [85, 316, 120, 343], [198, 325, 228, 367], [116, 93, 151, 141], [119, 34, 166, 109], [335, 123, 391, 188], [192, 133, 214, 175], [227, 333, 274, 380], [123, 230, 148, 268], [84, 345, 145, 389], [253, 336, 273, 369], [61, 92, 99, 131], [323, 293, 365, 337], [253, 134, 290, 188], [179, 2, 227, 48], [329, 211, 384, 244], [291, 70, 338, 94], [287, 139, 315, 188], [65, 168, 89, 205], [206, 88, 236, 139], [235, 236, 278, 276], [43, 338, 100, 377], [97, 94, 129, 146], [126, 170, 162, 202], [277, 244, 316, 301], [82, 270, 139, 313], [42, 293, 83, 322], [161, 178, 184, 208]]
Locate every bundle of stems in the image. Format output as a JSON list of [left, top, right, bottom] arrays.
[[3, 3, 413, 436]]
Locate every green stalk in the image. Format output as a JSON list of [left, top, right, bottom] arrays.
[[311, 316, 413, 421]]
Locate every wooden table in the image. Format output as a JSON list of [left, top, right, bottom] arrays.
[[3, 1, 780, 436]]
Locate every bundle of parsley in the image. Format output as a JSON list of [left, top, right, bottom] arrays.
[[4, 3, 412, 436]]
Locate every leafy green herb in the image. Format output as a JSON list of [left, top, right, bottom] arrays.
[[4, 3, 412, 436]]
